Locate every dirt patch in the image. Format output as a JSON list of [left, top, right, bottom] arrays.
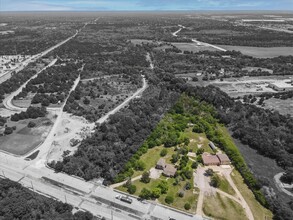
[[149, 168, 162, 179], [47, 112, 95, 163]]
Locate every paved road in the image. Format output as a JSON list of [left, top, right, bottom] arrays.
[[96, 75, 147, 125], [2, 59, 58, 112], [0, 43, 203, 219], [274, 172, 293, 197], [191, 39, 227, 52], [171, 24, 186, 37], [170, 23, 227, 52]]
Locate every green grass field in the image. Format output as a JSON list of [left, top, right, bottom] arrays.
[[231, 170, 273, 220], [172, 43, 218, 53], [217, 126, 273, 219], [215, 174, 236, 196], [0, 117, 53, 155], [203, 192, 248, 220], [217, 45, 293, 58], [117, 176, 198, 213]]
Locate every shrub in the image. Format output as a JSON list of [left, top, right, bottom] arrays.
[[151, 188, 161, 198], [160, 148, 167, 157], [140, 171, 150, 183], [178, 191, 184, 198], [28, 121, 36, 128], [139, 188, 152, 200], [4, 127, 13, 135], [134, 160, 146, 171], [127, 185, 137, 194], [184, 203, 191, 210], [185, 182, 192, 190], [165, 195, 174, 204], [191, 161, 198, 169], [157, 180, 168, 194]]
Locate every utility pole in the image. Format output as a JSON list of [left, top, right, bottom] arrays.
[[65, 194, 67, 203], [2, 170, 5, 178]]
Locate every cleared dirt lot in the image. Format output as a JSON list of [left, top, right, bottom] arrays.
[[47, 112, 95, 163], [217, 45, 293, 58]]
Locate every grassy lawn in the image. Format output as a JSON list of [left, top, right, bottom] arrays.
[[231, 170, 273, 220], [132, 145, 177, 177], [0, 117, 53, 155], [203, 192, 248, 220], [117, 175, 198, 214], [184, 128, 214, 153], [217, 126, 273, 219], [215, 174, 236, 196]]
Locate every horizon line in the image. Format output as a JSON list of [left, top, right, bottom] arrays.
[[1, 9, 293, 12]]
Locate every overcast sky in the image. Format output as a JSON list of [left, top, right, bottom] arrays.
[[0, 0, 292, 11]]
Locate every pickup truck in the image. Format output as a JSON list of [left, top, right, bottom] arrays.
[[115, 195, 133, 204]]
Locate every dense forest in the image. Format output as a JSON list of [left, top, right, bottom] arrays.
[[0, 178, 93, 220], [0, 67, 37, 103], [15, 61, 81, 106]]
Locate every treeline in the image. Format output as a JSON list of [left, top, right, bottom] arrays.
[[11, 106, 47, 122], [180, 18, 293, 47], [49, 86, 180, 184], [151, 48, 293, 79], [149, 62, 293, 218], [0, 178, 93, 220], [0, 67, 37, 103]]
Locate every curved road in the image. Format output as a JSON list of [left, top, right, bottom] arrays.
[[3, 59, 58, 112], [96, 75, 147, 124]]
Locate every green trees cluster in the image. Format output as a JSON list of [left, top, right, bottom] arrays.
[[49, 86, 180, 184], [11, 106, 47, 122], [0, 178, 93, 219]]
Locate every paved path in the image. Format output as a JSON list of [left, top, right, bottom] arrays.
[[217, 167, 254, 220], [191, 39, 227, 52], [2, 58, 58, 112], [171, 24, 186, 37], [96, 76, 147, 125], [274, 172, 293, 197], [110, 175, 142, 189]]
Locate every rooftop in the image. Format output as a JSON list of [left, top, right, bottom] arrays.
[[163, 164, 177, 176], [217, 154, 230, 162], [202, 152, 220, 165], [156, 158, 166, 167]]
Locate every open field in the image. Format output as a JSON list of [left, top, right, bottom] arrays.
[[231, 169, 273, 220], [203, 192, 248, 220], [0, 114, 55, 155], [217, 45, 293, 58], [215, 173, 236, 196], [172, 43, 218, 53], [191, 75, 292, 97], [263, 97, 293, 116]]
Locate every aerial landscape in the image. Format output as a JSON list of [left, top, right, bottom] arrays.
[[0, 1, 293, 220]]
